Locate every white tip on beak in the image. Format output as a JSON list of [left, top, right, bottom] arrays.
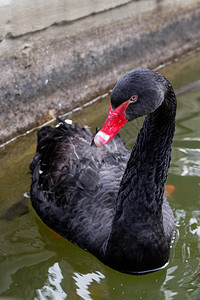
[[94, 131, 110, 147]]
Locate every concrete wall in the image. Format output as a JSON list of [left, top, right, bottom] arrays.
[[0, 0, 200, 143], [0, 0, 131, 39]]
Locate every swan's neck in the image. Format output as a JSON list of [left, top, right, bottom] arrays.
[[102, 90, 176, 272], [116, 91, 176, 221]]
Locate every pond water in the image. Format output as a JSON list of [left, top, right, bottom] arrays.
[[0, 49, 200, 300]]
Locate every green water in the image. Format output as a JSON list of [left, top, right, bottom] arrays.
[[0, 50, 200, 300]]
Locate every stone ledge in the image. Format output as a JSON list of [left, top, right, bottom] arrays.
[[0, 0, 200, 144], [0, 0, 131, 39]]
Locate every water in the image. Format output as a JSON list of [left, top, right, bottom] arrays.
[[0, 49, 200, 300]]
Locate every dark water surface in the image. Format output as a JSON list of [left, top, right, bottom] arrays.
[[0, 50, 200, 300]]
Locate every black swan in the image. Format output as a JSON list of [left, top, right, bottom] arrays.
[[30, 68, 176, 274]]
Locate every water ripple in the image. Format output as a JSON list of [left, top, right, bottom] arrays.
[[171, 147, 200, 177]]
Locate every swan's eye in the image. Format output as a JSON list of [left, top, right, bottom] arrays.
[[130, 95, 138, 102]]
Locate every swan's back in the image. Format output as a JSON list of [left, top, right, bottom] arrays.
[[30, 120, 130, 253]]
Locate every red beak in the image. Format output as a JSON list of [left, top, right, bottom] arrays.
[[94, 100, 131, 147]]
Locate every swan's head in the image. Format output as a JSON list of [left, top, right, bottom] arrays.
[[94, 68, 167, 147]]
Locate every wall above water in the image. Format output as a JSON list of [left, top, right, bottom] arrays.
[[0, 0, 200, 143], [0, 0, 132, 39]]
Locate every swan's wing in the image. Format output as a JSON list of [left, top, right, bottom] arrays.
[[30, 121, 130, 250], [162, 196, 175, 242], [30, 121, 129, 192]]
